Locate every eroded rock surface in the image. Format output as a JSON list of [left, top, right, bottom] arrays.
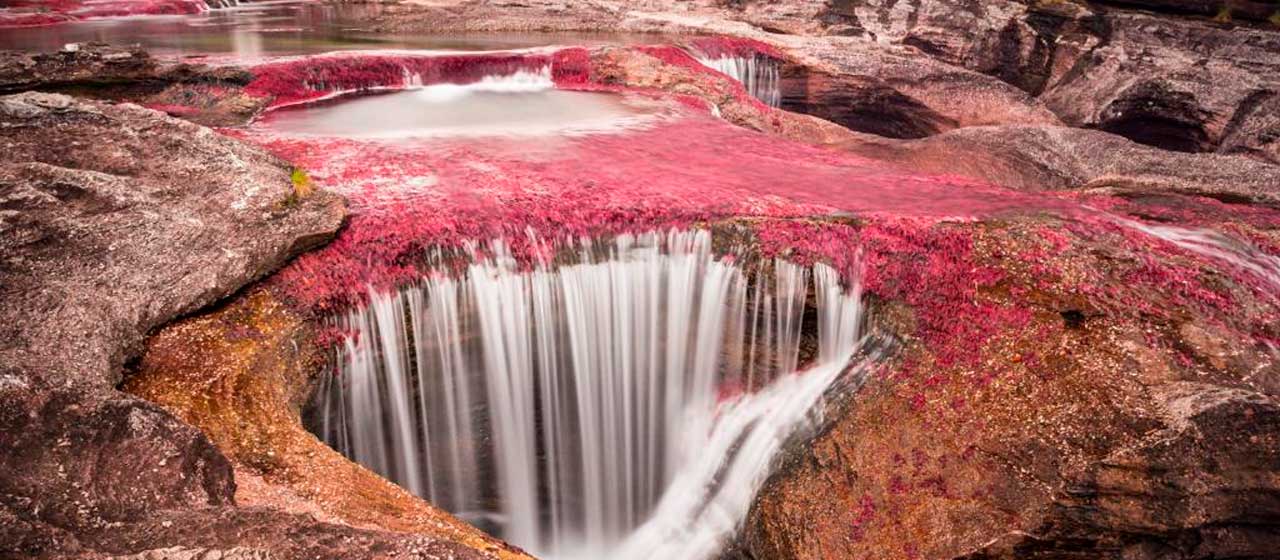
[[744, 210, 1280, 560], [0, 92, 487, 558], [838, 124, 1280, 205], [123, 290, 531, 560], [0, 43, 266, 126], [961, 383, 1280, 559], [0, 92, 343, 389]]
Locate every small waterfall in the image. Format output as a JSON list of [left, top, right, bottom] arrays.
[[403, 66, 554, 102], [310, 230, 864, 558], [694, 54, 781, 107], [1122, 220, 1280, 292]]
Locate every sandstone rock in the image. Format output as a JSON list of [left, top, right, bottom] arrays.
[[0, 380, 234, 556], [837, 124, 1280, 205], [0, 92, 344, 390], [122, 289, 532, 559], [0, 92, 363, 558], [360, 0, 1066, 136], [1036, 9, 1280, 155], [778, 38, 1062, 137], [1097, 0, 1280, 22], [1219, 92, 1280, 164], [742, 213, 1280, 560], [699, 0, 1280, 158], [959, 383, 1280, 560], [0, 43, 264, 126], [0, 43, 158, 91]]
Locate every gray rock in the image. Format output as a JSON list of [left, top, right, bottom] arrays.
[[839, 124, 1280, 205]]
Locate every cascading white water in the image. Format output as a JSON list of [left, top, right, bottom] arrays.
[[1121, 219, 1280, 291], [402, 65, 555, 99], [694, 55, 781, 107], [311, 230, 864, 559]]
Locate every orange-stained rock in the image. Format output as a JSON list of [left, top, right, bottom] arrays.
[[124, 289, 533, 560]]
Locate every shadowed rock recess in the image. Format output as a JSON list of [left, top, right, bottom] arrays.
[[1, 0, 1279, 559]]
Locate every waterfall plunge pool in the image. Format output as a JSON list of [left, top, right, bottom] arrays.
[[305, 230, 875, 559]]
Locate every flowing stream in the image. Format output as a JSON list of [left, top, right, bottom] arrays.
[[309, 230, 866, 558]]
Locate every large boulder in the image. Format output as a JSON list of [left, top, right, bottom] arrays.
[[686, 0, 1280, 160], [0, 92, 460, 558], [1039, 10, 1280, 156], [0, 92, 343, 390]]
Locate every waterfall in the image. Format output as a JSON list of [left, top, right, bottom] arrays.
[[694, 55, 781, 107], [310, 230, 864, 559], [1120, 219, 1280, 292], [402, 66, 554, 101]]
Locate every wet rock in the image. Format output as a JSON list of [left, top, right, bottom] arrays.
[[0, 43, 158, 91], [0, 43, 263, 125], [742, 214, 1280, 560], [123, 289, 532, 559], [360, 0, 1065, 135]]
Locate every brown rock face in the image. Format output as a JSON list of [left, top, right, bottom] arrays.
[[0, 43, 266, 126], [0, 92, 464, 558], [742, 212, 1280, 560], [122, 289, 531, 560], [0, 92, 344, 390], [0, 43, 159, 90], [0, 381, 236, 555], [961, 383, 1280, 559], [1096, 0, 1280, 22], [1038, 10, 1280, 156], [701, 0, 1280, 161]]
